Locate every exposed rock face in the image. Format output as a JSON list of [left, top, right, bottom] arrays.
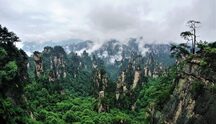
[[116, 71, 126, 100], [146, 53, 155, 77], [144, 52, 164, 78], [98, 91, 106, 113], [45, 46, 67, 81], [153, 63, 163, 78], [161, 77, 196, 124], [144, 66, 150, 76], [93, 67, 109, 112], [33, 51, 43, 77], [33, 46, 67, 81], [159, 58, 216, 124], [115, 64, 144, 110], [50, 54, 66, 80], [132, 68, 141, 90]]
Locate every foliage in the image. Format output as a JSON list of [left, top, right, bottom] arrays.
[[170, 43, 190, 59], [0, 25, 29, 123], [0, 47, 7, 57], [191, 80, 204, 99], [0, 24, 177, 124], [0, 25, 20, 45], [0, 96, 33, 124], [23, 81, 142, 123], [136, 74, 176, 110], [180, 20, 201, 54], [3, 61, 18, 80], [195, 41, 216, 82], [3, 23, 216, 124], [61, 70, 94, 96]]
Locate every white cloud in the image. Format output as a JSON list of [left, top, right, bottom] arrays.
[[0, 0, 215, 43]]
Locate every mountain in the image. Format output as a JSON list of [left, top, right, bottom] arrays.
[[24, 38, 174, 82], [2, 24, 216, 124], [21, 39, 84, 55], [22, 38, 174, 66]]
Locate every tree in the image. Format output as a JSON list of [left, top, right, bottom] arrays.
[[170, 43, 190, 60], [0, 25, 20, 45], [180, 20, 201, 54]]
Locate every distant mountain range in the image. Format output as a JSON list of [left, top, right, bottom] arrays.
[[21, 38, 174, 66]]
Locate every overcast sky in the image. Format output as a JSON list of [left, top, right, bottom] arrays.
[[0, 0, 215, 43]]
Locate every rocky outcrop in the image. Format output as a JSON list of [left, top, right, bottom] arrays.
[[116, 71, 126, 101], [33, 46, 67, 81], [50, 54, 66, 80], [161, 77, 196, 124], [132, 68, 141, 90], [47, 46, 67, 81], [144, 51, 164, 78], [92, 67, 109, 112], [159, 57, 216, 124], [115, 64, 144, 110], [33, 51, 43, 77]]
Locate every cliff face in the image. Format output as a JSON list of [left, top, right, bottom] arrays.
[[33, 51, 43, 77], [160, 54, 216, 124], [115, 63, 146, 110], [92, 67, 109, 112], [33, 46, 67, 81], [132, 69, 141, 90], [114, 52, 165, 111]]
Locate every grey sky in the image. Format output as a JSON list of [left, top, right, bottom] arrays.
[[0, 0, 215, 43]]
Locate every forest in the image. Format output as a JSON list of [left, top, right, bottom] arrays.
[[0, 18, 216, 124]]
